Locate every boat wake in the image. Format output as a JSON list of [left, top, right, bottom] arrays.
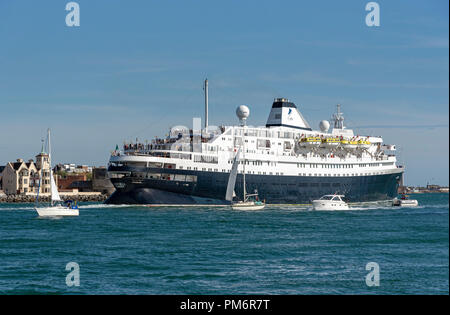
[[78, 203, 147, 209]]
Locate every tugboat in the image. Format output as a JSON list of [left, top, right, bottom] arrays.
[[392, 194, 418, 207], [312, 194, 349, 210]]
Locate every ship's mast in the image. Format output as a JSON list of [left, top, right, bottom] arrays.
[[242, 123, 246, 201], [204, 78, 208, 130], [332, 103, 345, 129]]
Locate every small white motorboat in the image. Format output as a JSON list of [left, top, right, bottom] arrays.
[[312, 194, 349, 210], [392, 195, 418, 207]]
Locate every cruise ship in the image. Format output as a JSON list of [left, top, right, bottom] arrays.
[[106, 80, 404, 205]]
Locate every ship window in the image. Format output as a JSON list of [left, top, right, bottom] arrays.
[[257, 139, 271, 149]]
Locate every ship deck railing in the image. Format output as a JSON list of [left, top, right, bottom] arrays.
[[120, 149, 220, 163], [115, 148, 396, 165]]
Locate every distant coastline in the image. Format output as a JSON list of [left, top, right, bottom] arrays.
[[399, 184, 449, 194]]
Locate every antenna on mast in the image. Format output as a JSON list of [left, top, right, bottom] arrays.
[[204, 78, 209, 130], [332, 103, 345, 129]]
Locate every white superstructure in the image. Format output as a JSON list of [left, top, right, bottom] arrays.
[[110, 102, 401, 179]]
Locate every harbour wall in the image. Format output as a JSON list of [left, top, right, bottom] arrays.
[[0, 193, 108, 203]]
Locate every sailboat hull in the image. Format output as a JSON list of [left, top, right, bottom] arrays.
[[35, 206, 79, 217], [231, 202, 265, 211]]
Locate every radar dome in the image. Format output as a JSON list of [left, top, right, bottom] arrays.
[[319, 120, 330, 133], [236, 105, 250, 121]]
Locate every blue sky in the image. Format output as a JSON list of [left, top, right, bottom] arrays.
[[0, 0, 448, 185]]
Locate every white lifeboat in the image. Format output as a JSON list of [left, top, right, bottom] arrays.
[[341, 139, 358, 150]]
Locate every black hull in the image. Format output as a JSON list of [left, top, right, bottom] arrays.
[[106, 166, 402, 205]]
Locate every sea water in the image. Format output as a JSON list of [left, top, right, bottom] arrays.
[[0, 193, 448, 294]]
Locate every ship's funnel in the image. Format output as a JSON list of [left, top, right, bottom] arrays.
[[265, 98, 311, 131]]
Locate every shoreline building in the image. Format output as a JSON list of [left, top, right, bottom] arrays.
[[0, 149, 52, 196]]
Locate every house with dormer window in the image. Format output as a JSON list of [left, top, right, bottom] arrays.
[[0, 150, 53, 195]]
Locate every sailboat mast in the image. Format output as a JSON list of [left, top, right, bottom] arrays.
[[204, 78, 208, 130], [235, 104, 250, 203], [48, 128, 52, 206], [242, 124, 246, 201]]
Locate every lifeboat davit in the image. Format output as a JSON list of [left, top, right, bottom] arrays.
[[358, 140, 371, 150]]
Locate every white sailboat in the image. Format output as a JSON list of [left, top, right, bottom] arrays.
[[226, 106, 265, 211], [35, 129, 79, 217]]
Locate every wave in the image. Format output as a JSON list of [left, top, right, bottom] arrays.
[[0, 206, 35, 211], [1, 201, 447, 212], [312, 203, 449, 212]]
